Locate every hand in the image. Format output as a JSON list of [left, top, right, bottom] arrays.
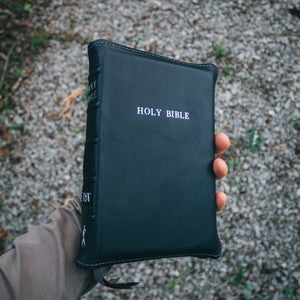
[[214, 132, 230, 212]]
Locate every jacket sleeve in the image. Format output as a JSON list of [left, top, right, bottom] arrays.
[[0, 189, 96, 300]]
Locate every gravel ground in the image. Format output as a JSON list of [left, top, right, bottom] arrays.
[[0, 0, 299, 299]]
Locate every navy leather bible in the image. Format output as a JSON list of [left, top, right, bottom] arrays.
[[76, 39, 221, 288]]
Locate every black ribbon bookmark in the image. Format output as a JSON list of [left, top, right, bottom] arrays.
[[93, 265, 139, 289]]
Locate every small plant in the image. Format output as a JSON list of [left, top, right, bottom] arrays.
[[135, 35, 145, 47], [229, 179, 238, 187], [10, 222, 25, 234], [245, 75, 253, 85], [166, 270, 191, 291], [166, 277, 178, 291], [0, 109, 12, 122], [246, 125, 264, 152], [270, 216, 279, 226], [212, 43, 230, 59], [74, 181, 79, 186], [227, 159, 239, 172], [75, 126, 84, 132], [289, 116, 300, 131], [263, 262, 276, 279], [1, 0, 52, 118], [6, 122, 24, 130], [243, 282, 252, 300], [230, 261, 253, 300], [9, 184, 15, 190], [241, 7, 248, 14], [28, 27, 50, 53], [83, 36, 93, 43], [0, 201, 3, 209], [283, 287, 294, 299], [230, 261, 245, 284], [224, 65, 233, 77], [30, 198, 38, 217], [57, 123, 64, 133], [23, 4, 31, 12], [58, 34, 71, 42], [262, 79, 270, 94]]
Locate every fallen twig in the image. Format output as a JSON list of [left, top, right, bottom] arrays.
[[63, 195, 70, 206], [0, 41, 17, 91], [58, 86, 86, 117], [49, 201, 59, 209], [11, 68, 33, 92]]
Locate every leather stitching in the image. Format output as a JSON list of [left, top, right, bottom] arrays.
[[89, 39, 218, 74], [77, 243, 222, 268]]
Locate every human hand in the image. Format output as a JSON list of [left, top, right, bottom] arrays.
[[214, 132, 230, 212]]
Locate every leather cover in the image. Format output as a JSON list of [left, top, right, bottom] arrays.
[[76, 39, 221, 270]]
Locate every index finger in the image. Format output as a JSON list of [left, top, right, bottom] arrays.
[[215, 132, 230, 154]]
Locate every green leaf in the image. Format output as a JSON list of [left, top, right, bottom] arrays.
[[227, 159, 239, 172], [6, 122, 24, 129], [225, 66, 233, 77], [243, 289, 249, 300], [244, 282, 252, 291], [23, 4, 31, 11], [84, 36, 93, 42], [212, 43, 230, 59], [11, 222, 25, 234], [9, 184, 15, 190], [10, 222, 16, 231], [237, 136, 244, 145], [221, 251, 227, 257], [57, 123, 64, 133], [16, 67, 25, 79], [75, 126, 84, 132], [245, 75, 253, 85], [166, 280, 175, 289], [166, 277, 178, 290], [246, 126, 264, 152], [283, 287, 294, 299]]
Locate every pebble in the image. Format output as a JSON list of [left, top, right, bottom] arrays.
[[242, 163, 250, 170]]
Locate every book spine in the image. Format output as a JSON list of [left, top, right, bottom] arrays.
[[82, 44, 103, 217]]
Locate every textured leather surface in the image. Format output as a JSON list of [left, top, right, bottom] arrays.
[[77, 39, 221, 269]]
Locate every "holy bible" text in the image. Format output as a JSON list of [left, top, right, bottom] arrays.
[[137, 106, 190, 120]]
